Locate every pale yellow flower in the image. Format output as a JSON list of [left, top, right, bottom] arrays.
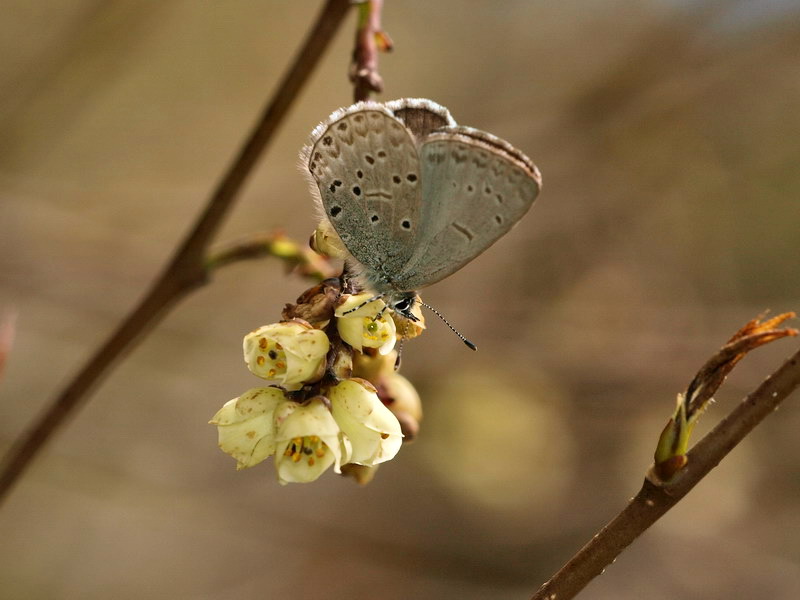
[[335, 294, 396, 355], [273, 397, 351, 485], [243, 321, 329, 391], [209, 387, 286, 470], [328, 379, 402, 466]]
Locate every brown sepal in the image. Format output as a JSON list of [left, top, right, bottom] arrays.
[[282, 278, 342, 327]]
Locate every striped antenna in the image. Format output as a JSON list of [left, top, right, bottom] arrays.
[[418, 301, 477, 351]]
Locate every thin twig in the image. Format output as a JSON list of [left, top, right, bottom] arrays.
[[205, 232, 339, 282], [532, 342, 800, 600], [350, 0, 392, 102], [0, 0, 352, 505]]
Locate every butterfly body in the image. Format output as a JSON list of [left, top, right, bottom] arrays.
[[301, 98, 541, 321]]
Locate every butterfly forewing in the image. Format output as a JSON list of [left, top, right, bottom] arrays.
[[306, 106, 422, 276]]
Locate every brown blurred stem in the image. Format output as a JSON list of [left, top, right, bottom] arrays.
[[0, 0, 353, 505], [350, 0, 392, 102], [0, 309, 17, 381], [532, 338, 800, 600]]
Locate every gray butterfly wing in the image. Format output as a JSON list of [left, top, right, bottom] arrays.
[[304, 105, 422, 279], [394, 126, 541, 290]]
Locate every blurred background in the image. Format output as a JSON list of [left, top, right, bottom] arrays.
[[1, 1, 799, 598]]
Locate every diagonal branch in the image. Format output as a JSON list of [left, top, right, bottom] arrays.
[[532, 330, 800, 600], [0, 0, 352, 505]]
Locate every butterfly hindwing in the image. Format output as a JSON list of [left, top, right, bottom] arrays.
[[393, 127, 541, 290]]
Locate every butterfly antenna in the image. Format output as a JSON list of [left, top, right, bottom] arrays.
[[342, 294, 384, 315], [395, 336, 404, 370], [419, 301, 477, 351]]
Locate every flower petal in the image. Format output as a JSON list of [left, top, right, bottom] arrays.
[[210, 387, 286, 469], [243, 322, 329, 390], [273, 397, 349, 484], [328, 379, 403, 466]]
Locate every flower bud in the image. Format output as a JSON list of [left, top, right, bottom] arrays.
[[352, 350, 397, 382], [381, 372, 422, 423], [243, 321, 329, 391], [310, 220, 349, 259]]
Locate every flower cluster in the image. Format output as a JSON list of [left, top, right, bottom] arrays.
[[210, 256, 424, 485]]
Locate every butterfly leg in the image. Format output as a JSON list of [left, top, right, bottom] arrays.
[[371, 304, 389, 322]]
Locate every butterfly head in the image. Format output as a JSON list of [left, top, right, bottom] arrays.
[[387, 292, 420, 322]]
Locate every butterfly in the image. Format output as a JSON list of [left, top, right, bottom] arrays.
[[301, 98, 541, 327]]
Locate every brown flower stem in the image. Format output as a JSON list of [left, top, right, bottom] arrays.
[[532, 344, 800, 600], [205, 232, 339, 282], [350, 0, 391, 102], [0, 0, 352, 505]]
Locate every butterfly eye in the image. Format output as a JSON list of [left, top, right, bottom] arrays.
[[392, 297, 415, 316]]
